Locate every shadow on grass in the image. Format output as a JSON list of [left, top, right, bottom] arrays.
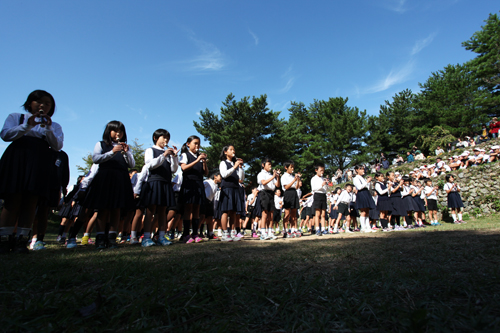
[[1, 227, 500, 332]]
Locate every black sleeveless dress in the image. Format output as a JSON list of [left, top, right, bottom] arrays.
[[219, 160, 244, 212], [82, 141, 134, 209], [179, 152, 205, 205], [138, 147, 176, 207]]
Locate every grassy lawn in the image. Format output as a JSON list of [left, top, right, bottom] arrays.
[[1, 215, 500, 332]]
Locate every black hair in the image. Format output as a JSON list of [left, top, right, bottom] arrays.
[[385, 171, 394, 178], [152, 128, 170, 144], [219, 145, 236, 162], [102, 120, 127, 145], [345, 183, 353, 189], [23, 90, 56, 116], [334, 187, 341, 193], [314, 162, 325, 170], [445, 174, 454, 182], [76, 175, 84, 184], [402, 176, 410, 182], [284, 160, 295, 169], [375, 172, 384, 180], [275, 188, 282, 195], [129, 168, 138, 173], [261, 157, 273, 168], [423, 178, 432, 183], [181, 135, 201, 155], [210, 170, 221, 180]]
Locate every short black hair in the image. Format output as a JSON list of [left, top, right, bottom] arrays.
[[261, 157, 273, 167], [152, 128, 170, 144], [23, 90, 56, 116], [210, 170, 221, 180], [102, 120, 127, 145], [314, 162, 325, 170], [345, 183, 353, 189], [445, 174, 454, 182], [284, 160, 295, 169]]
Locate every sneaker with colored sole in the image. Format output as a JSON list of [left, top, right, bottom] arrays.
[[208, 234, 219, 240], [141, 238, 156, 247], [130, 237, 140, 245], [252, 233, 259, 238], [157, 238, 172, 246], [32, 240, 46, 250], [66, 238, 77, 249], [221, 234, 233, 242], [81, 235, 90, 245]]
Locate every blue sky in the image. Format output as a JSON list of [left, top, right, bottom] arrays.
[[0, 0, 498, 188]]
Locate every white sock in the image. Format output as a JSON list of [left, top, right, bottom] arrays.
[[159, 231, 165, 239], [143, 232, 151, 239], [452, 214, 457, 222], [131, 231, 137, 238], [223, 230, 229, 236], [84, 233, 90, 237], [458, 213, 462, 220]]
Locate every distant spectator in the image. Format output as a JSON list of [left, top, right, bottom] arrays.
[[489, 145, 500, 162], [469, 138, 476, 147], [435, 146, 444, 156], [414, 150, 425, 160], [479, 125, 490, 143], [456, 138, 464, 148], [335, 168, 342, 184], [381, 157, 390, 169], [406, 151, 414, 163], [489, 117, 500, 138], [395, 154, 404, 166], [446, 143, 452, 152]]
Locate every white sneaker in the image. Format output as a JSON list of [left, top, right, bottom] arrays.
[[221, 234, 233, 242], [268, 233, 277, 240], [345, 229, 354, 233]]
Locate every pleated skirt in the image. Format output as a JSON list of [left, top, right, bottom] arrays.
[[219, 187, 244, 212], [82, 168, 134, 210], [448, 192, 464, 208]]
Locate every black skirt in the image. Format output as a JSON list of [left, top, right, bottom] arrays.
[[356, 189, 376, 210], [253, 192, 263, 218], [214, 200, 222, 220], [82, 168, 134, 210], [403, 195, 418, 212], [283, 189, 299, 209], [70, 203, 83, 218], [179, 179, 205, 205], [237, 186, 246, 217], [219, 187, 244, 212], [58, 202, 73, 218], [369, 207, 380, 221], [448, 192, 464, 208], [389, 195, 407, 217], [138, 180, 176, 207], [0, 136, 52, 200], [412, 196, 426, 212], [377, 196, 393, 212]]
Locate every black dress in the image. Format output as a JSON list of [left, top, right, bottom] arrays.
[[82, 141, 134, 209], [138, 148, 176, 207]]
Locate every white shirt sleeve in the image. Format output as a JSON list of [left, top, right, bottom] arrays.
[[179, 153, 188, 165], [169, 155, 179, 173], [80, 164, 99, 189], [145, 147, 165, 169], [237, 167, 245, 181], [220, 160, 236, 178], [353, 175, 368, 190], [375, 183, 388, 195], [92, 141, 134, 168]]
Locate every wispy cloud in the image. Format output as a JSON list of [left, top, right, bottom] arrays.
[[383, 0, 408, 13], [187, 37, 225, 71], [411, 32, 437, 55], [364, 60, 415, 94], [125, 105, 147, 120], [279, 65, 295, 93], [248, 29, 259, 45]]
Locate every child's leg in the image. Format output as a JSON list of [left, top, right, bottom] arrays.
[[314, 209, 321, 231], [320, 210, 326, 230]]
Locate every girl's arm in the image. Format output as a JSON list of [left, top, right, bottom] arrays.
[[181, 153, 205, 171], [144, 148, 164, 169], [219, 160, 241, 178], [203, 158, 209, 176], [92, 142, 118, 164], [45, 121, 64, 151], [0, 113, 34, 142]]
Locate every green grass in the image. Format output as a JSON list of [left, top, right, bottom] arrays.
[[1, 215, 500, 332]]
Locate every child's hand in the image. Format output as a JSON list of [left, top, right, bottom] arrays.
[[234, 159, 243, 168], [121, 143, 129, 152], [198, 153, 208, 162], [172, 146, 179, 155], [164, 148, 175, 156], [112, 144, 124, 153]]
